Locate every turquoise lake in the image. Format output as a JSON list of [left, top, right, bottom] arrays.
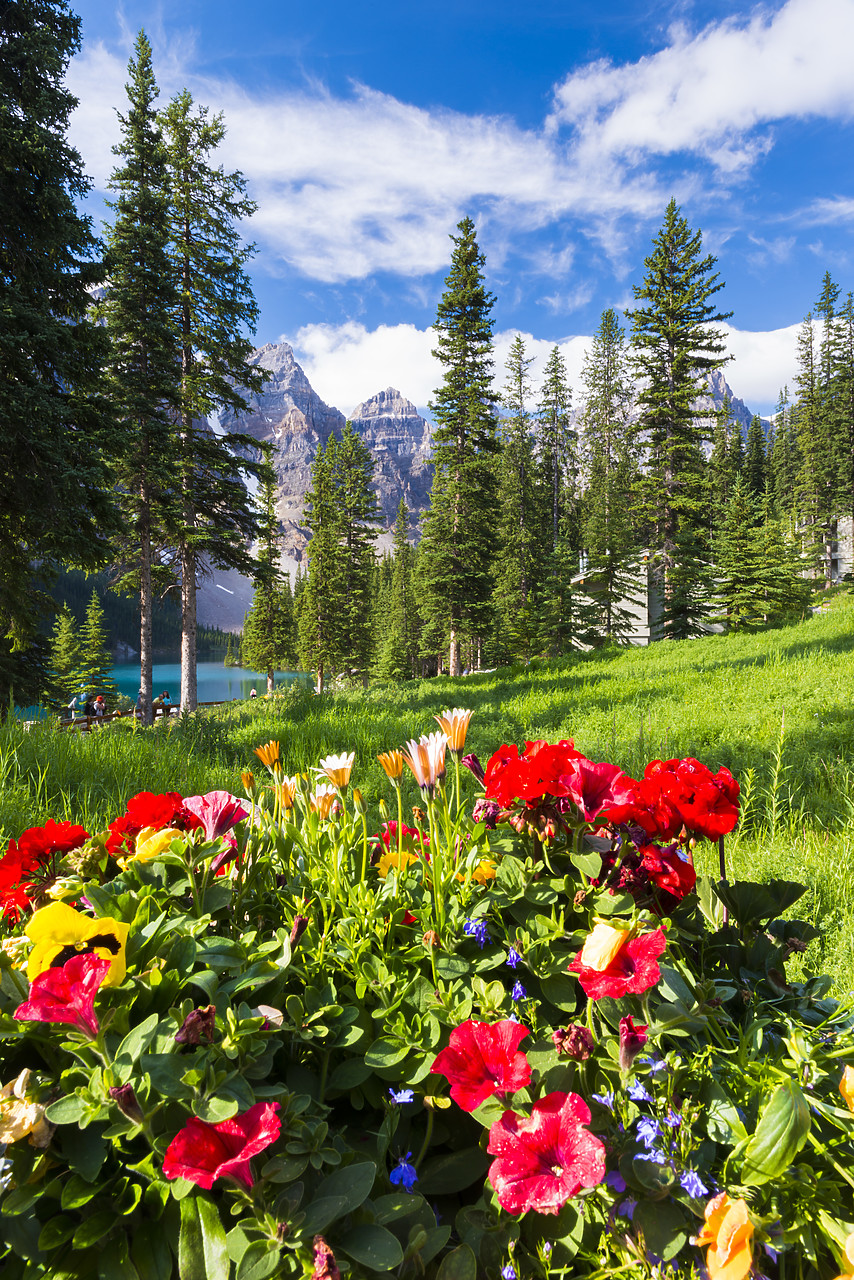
[[110, 658, 307, 705]]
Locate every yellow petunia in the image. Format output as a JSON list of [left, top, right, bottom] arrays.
[[377, 850, 418, 878], [471, 859, 497, 885], [127, 826, 186, 866], [0, 1070, 51, 1147], [26, 900, 129, 987], [579, 921, 632, 971]]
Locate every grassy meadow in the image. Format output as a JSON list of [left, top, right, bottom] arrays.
[[3, 588, 853, 986]]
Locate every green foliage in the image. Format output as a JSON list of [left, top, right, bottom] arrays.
[[374, 501, 420, 682], [628, 199, 732, 640], [420, 217, 500, 675], [77, 591, 121, 706], [0, 0, 118, 684]]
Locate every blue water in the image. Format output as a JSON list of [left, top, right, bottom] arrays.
[[110, 658, 307, 705]]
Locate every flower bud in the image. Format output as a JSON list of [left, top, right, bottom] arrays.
[[421, 930, 440, 950], [109, 1083, 144, 1124], [552, 1023, 595, 1060], [618, 1015, 648, 1072], [352, 788, 366, 816], [241, 770, 256, 794], [290, 915, 309, 946], [175, 1005, 216, 1046]]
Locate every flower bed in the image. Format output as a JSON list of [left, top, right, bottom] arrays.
[[0, 715, 852, 1279]]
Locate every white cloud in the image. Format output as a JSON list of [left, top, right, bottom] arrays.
[[549, 0, 854, 171], [723, 322, 802, 407], [797, 196, 854, 225]]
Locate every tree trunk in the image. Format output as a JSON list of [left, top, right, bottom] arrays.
[[449, 623, 460, 677], [266, 667, 274, 695], [139, 498, 153, 726], [316, 659, 324, 694], [180, 536, 197, 711]]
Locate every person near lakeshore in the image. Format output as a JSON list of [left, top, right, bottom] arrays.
[[94, 695, 105, 718], [136, 690, 145, 719], [84, 694, 95, 717], [160, 691, 172, 715], [250, 688, 257, 699]]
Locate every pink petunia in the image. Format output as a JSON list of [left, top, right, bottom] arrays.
[[560, 758, 637, 824], [14, 953, 111, 1038], [162, 1101, 281, 1189], [487, 1091, 606, 1215], [568, 927, 667, 1000], [182, 791, 249, 842], [430, 1019, 532, 1112]]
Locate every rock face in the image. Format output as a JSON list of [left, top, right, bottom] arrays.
[[699, 369, 768, 435], [348, 388, 433, 533]]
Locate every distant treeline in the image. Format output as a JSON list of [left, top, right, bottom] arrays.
[[47, 570, 233, 655]]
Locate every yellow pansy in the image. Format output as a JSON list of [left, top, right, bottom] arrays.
[[377, 850, 418, 878], [126, 826, 186, 866], [0, 1070, 51, 1147], [579, 921, 632, 971], [26, 900, 129, 987], [471, 859, 497, 885]]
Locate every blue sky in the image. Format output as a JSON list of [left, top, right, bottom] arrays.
[[65, 0, 854, 417]]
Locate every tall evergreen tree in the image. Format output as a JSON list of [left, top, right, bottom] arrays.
[[0, 0, 118, 705], [836, 293, 854, 539], [627, 199, 732, 639], [159, 90, 267, 712], [298, 439, 342, 693], [493, 335, 539, 662], [769, 386, 800, 517], [713, 475, 767, 632], [744, 415, 767, 501], [241, 462, 297, 693], [579, 310, 640, 642], [793, 312, 835, 583], [48, 603, 81, 708], [102, 31, 180, 724], [420, 217, 500, 675], [326, 422, 381, 681], [375, 500, 420, 681], [535, 345, 582, 653], [77, 589, 120, 706]]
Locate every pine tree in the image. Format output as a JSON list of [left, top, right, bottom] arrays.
[[627, 199, 732, 639], [579, 310, 641, 643], [535, 346, 581, 654], [714, 476, 767, 631], [48, 603, 81, 708], [298, 438, 346, 692], [420, 217, 500, 675], [77, 590, 120, 705], [375, 501, 420, 681], [836, 293, 854, 540], [102, 31, 180, 725], [326, 423, 381, 681], [241, 462, 298, 693], [0, 0, 118, 706], [769, 387, 801, 518], [493, 335, 539, 662], [159, 90, 267, 712], [793, 313, 834, 583], [744, 415, 767, 501]]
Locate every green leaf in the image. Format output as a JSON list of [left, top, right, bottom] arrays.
[[131, 1230, 172, 1280], [235, 1241, 282, 1280], [97, 1235, 141, 1280], [178, 1196, 228, 1280], [327, 1059, 373, 1090], [540, 973, 580, 1012], [436, 1243, 477, 1280], [314, 1161, 376, 1215], [742, 1080, 811, 1185], [72, 1211, 116, 1249], [202, 883, 233, 914], [418, 1148, 490, 1195], [114, 1012, 160, 1075], [714, 879, 806, 924], [44, 1094, 85, 1125], [61, 1173, 105, 1210], [434, 956, 471, 981], [193, 1095, 239, 1124], [300, 1194, 350, 1234], [633, 1199, 689, 1261], [364, 1039, 409, 1068], [336, 1224, 404, 1271], [66, 1125, 108, 1182], [38, 1215, 76, 1251]]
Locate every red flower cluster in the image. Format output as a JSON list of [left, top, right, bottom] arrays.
[[106, 791, 202, 857], [431, 1019, 531, 1112], [0, 821, 89, 923], [568, 926, 667, 1000], [601, 757, 739, 842], [487, 1092, 606, 1215], [484, 740, 582, 806], [162, 1101, 281, 1189], [14, 952, 110, 1038]]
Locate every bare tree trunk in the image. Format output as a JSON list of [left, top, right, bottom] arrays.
[[139, 498, 153, 726], [180, 535, 197, 712], [449, 623, 460, 677], [316, 659, 324, 694], [266, 667, 274, 695]]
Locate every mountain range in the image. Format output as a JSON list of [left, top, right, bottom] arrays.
[[198, 342, 764, 632]]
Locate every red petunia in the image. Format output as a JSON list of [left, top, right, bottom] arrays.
[[487, 1091, 606, 1215], [484, 740, 582, 807], [569, 927, 667, 1000], [560, 758, 637, 824], [107, 791, 203, 857], [0, 821, 90, 923], [17, 820, 89, 859], [162, 1101, 281, 1189], [431, 1019, 532, 1112], [14, 952, 111, 1038], [639, 844, 697, 900]]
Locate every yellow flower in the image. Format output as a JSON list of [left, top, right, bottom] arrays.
[[241, 769, 256, 793], [579, 921, 632, 971], [254, 740, 281, 770], [0, 1070, 51, 1147], [377, 850, 418, 878], [128, 826, 186, 866], [832, 1232, 854, 1280], [692, 1193, 754, 1280], [26, 901, 129, 987], [377, 750, 405, 784], [434, 707, 473, 755], [316, 752, 355, 789], [471, 859, 497, 885], [839, 1064, 854, 1112]]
